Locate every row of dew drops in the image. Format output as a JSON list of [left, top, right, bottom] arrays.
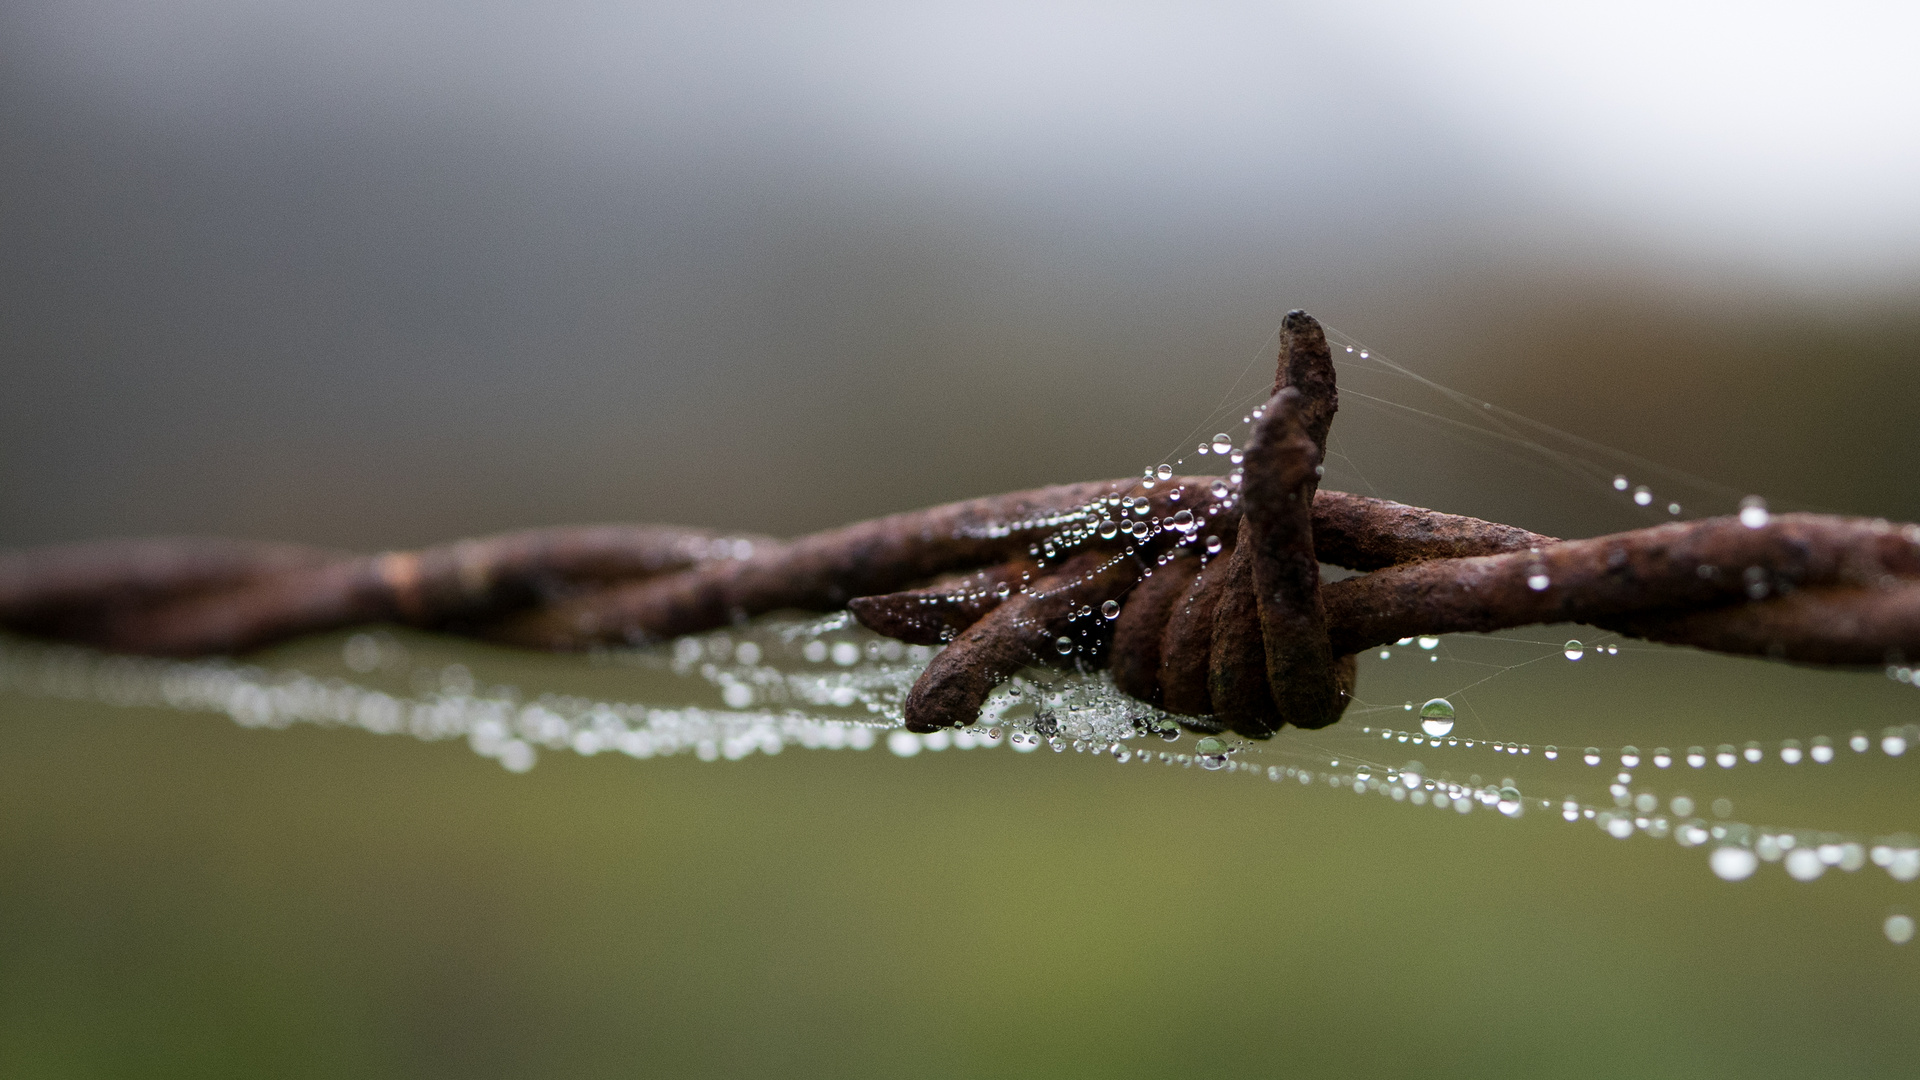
[[5, 604, 1916, 944]]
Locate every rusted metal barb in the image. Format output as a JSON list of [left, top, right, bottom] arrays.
[[4, 307, 1916, 739]]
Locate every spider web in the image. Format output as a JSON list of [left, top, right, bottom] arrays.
[[2, 318, 1916, 946]]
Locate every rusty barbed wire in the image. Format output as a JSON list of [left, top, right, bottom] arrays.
[[4, 311, 1916, 739]]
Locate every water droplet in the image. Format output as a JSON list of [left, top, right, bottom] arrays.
[[1668, 503, 1682, 515], [995, 581, 1013, 600], [1499, 786, 1523, 817], [1543, 745, 1559, 760], [1743, 741, 1763, 763], [1633, 486, 1653, 506], [1417, 636, 1439, 650], [1778, 738, 1802, 763], [1785, 847, 1826, 881], [1711, 846, 1759, 881], [1054, 635, 1074, 655], [1229, 450, 1245, 465], [1563, 640, 1584, 661], [1883, 728, 1909, 756], [1211, 433, 1233, 454], [1110, 743, 1132, 763], [1583, 748, 1602, 766], [1101, 600, 1120, 620], [1811, 736, 1834, 763], [831, 641, 861, 666], [1097, 520, 1118, 540], [888, 731, 923, 757], [1652, 748, 1672, 768], [1418, 698, 1455, 736], [1888, 914, 1916, 945], [1621, 746, 1640, 768], [1172, 510, 1193, 529], [1613, 476, 1629, 491], [1850, 731, 1871, 753], [1195, 735, 1230, 770], [1686, 746, 1707, 768], [1527, 571, 1551, 591], [1739, 496, 1769, 529], [1155, 464, 1173, 481], [1204, 535, 1222, 555]]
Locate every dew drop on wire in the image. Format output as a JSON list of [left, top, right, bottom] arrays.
[[1155, 464, 1173, 481], [1098, 520, 1118, 540], [1634, 486, 1653, 506], [1212, 433, 1233, 454], [1054, 635, 1074, 655], [1101, 600, 1120, 620], [1418, 636, 1439, 650], [1210, 480, 1230, 500], [1583, 748, 1602, 766], [1739, 496, 1770, 529], [1205, 535, 1222, 555], [1418, 698, 1455, 737], [1564, 640, 1584, 661]]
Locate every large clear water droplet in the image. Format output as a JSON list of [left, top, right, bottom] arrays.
[[1194, 735, 1230, 770], [1418, 698, 1455, 736], [1172, 510, 1193, 529], [1211, 433, 1233, 454], [1101, 600, 1120, 620], [1155, 464, 1173, 481], [1054, 635, 1074, 655], [1210, 480, 1230, 499], [1205, 535, 1223, 555], [1711, 846, 1759, 881], [1739, 496, 1770, 529], [1564, 639, 1584, 661], [1098, 520, 1118, 540]]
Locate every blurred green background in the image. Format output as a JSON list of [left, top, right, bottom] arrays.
[[2, 1, 1918, 1075]]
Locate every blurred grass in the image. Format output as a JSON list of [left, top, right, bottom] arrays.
[[4, 632, 1918, 1078]]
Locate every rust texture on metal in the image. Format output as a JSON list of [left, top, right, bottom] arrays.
[[4, 309, 1917, 737]]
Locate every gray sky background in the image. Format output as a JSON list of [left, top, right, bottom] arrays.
[[4, 1, 1917, 548]]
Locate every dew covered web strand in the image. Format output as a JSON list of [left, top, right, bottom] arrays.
[[4, 325, 1918, 946]]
